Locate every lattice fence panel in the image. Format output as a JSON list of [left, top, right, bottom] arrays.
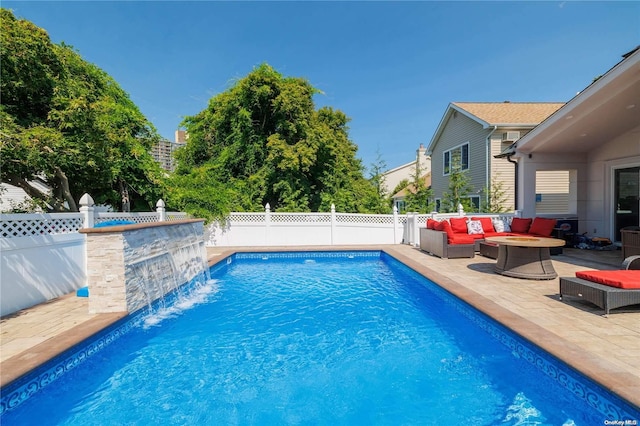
[[166, 213, 189, 221], [335, 214, 395, 225], [270, 214, 331, 223], [1, 214, 83, 238], [229, 213, 267, 223]]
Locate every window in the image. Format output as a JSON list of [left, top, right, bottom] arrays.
[[435, 198, 441, 212], [443, 143, 469, 175], [468, 195, 480, 211]]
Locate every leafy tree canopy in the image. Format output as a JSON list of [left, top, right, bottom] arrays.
[[0, 9, 164, 212], [168, 64, 385, 219]]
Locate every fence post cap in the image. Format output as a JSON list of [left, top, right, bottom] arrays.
[[156, 199, 166, 208], [331, 204, 335, 212], [265, 203, 270, 212], [79, 193, 94, 207]]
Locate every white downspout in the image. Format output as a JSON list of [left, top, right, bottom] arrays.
[[485, 126, 498, 208]]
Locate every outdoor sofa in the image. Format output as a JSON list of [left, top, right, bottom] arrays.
[[559, 255, 640, 316], [419, 216, 557, 259]]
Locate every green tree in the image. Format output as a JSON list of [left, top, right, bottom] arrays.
[[0, 9, 164, 212], [441, 152, 475, 213], [363, 151, 391, 214], [483, 174, 509, 213], [403, 159, 433, 213], [169, 64, 380, 220]]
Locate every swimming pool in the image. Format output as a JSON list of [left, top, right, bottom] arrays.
[[2, 251, 638, 424]]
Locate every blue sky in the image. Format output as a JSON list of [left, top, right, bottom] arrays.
[[4, 1, 639, 171]]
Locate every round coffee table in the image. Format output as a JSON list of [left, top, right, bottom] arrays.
[[484, 236, 566, 280]]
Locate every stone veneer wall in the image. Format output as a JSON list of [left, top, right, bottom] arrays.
[[81, 220, 206, 314], [85, 233, 127, 313]]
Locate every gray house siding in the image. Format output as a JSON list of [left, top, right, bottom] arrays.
[[430, 112, 489, 209]]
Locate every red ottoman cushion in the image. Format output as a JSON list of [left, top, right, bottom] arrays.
[[575, 270, 640, 289]]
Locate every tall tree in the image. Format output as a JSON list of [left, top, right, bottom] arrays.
[[403, 159, 433, 213], [483, 174, 509, 213], [169, 64, 380, 219], [364, 152, 392, 214], [0, 9, 163, 211]]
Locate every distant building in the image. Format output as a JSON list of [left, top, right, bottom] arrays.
[[152, 130, 187, 172], [382, 144, 431, 196]]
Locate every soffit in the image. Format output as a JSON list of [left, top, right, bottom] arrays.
[[516, 50, 640, 154]]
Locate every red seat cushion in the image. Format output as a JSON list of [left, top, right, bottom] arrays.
[[449, 217, 468, 234], [426, 219, 437, 230], [471, 217, 495, 233], [529, 217, 557, 237], [448, 234, 476, 245], [575, 270, 640, 289], [510, 217, 532, 234], [466, 233, 485, 240]]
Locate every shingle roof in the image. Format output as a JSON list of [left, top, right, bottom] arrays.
[[452, 102, 565, 126]]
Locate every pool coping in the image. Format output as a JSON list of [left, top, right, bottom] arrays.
[[1, 244, 638, 412]]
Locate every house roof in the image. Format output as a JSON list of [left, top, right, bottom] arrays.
[[452, 102, 565, 127], [392, 173, 431, 199], [427, 102, 564, 155]]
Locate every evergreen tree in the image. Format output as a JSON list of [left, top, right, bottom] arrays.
[[403, 159, 433, 213], [484, 174, 509, 213]]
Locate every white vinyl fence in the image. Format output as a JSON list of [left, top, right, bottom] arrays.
[[205, 204, 517, 247], [206, 205, 407, 247], [1, 195, 187, 317], [1, 195, 516, 316]]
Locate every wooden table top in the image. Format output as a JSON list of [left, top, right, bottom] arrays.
[[484, 236, 566, 248]]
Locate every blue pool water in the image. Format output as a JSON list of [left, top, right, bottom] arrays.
[[2, 251, 638, 424]]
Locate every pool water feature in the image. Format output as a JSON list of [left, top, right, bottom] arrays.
[[1, 251, 638, 424], [82, 219, 209, 314]]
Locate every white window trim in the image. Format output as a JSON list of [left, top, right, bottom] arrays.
[[443, 142, 470, 176]]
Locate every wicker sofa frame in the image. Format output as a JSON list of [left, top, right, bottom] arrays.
[[559, 255, 640, 316], [419, 228, 475, 259]]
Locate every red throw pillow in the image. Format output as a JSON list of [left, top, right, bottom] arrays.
[[576, 270, 640, 289], [471, 217, 495, 234], [528, 217, 557, 237], [510, 217, 532, 234], [426, 219, 437, 230], [449, 217, 468, 234]]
